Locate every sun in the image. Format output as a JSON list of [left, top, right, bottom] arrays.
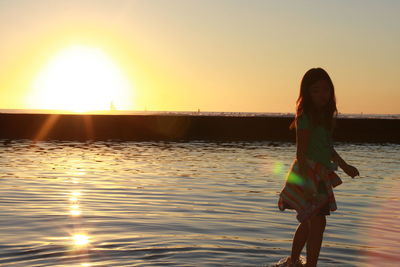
[[28, 45, 135, 113]]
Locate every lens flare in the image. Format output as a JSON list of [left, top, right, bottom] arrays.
[[287, 171, 304, 186], [273, 161, 285, 175], [364, 182, 400, 265]]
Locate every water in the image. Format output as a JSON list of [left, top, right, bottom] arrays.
[[0, 140, 399, 266], [1, 109, 399, 119]]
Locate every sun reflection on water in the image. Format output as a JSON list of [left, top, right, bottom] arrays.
[[72, 191, 81, 196], [73, 234, 90, 246], [69, 190, 82, 216], [70, 208, 81, 216], [66, 190, 91, 251]]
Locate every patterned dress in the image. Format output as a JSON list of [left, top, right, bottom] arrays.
[[278, 113, 342, 222], [278, 158, 342, 223]]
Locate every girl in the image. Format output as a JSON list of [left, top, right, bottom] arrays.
[[277, 68, 359, 267]]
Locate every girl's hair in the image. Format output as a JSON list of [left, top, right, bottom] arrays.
[[289, 67, 338, 132]]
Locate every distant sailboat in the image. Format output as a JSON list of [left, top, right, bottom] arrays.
[[110, 101, 116, 111]]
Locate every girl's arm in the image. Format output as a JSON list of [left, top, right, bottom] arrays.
[[331, 148, 360, 178], [331, 148, 347, 169]]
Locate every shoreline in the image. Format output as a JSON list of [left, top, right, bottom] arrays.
[[0, 113, 399, 143]]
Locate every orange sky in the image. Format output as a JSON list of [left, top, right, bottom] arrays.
[[0, 1, 399, 114]]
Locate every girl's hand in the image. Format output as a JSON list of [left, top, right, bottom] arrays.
[[342, 163, 359, 178]]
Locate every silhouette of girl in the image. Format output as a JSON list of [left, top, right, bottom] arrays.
[[277, 68, 360, 267]]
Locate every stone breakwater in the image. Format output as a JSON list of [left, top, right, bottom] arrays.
[[0, 113, 398, 143]]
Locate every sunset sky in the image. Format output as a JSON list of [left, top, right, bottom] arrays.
[[0, 0, 398, 114]]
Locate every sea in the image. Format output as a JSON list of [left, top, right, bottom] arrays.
[[0, 109, 399, 119], [0, 111, 399, 266]]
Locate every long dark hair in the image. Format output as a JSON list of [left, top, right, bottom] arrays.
[[289, 68, 338, 132]]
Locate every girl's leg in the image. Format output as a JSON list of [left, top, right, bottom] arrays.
[[306, 215, 326, 267], [290, 220, 310, 263]]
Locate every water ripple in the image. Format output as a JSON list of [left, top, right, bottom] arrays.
[[0, 140, 399, 266]]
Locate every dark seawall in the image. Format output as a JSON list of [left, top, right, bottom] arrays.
[[0, 113, 399, 143]]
